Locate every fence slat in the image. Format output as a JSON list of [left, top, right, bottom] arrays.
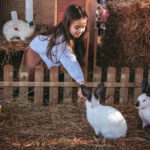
[[49, 66, 58, 105], [106, 67, 116, 104], [93, 28, 98, 67], [148, 68, 150, 84], [83, 31, 89, 81], [119, 67, 129, 104], [34, 66, 43, 106], [63, 71, 72, 104], [92, 66, 102, 92], [19, 65, 29, 101], [3, 65, 13, 100], [133, 68, 143, 103]]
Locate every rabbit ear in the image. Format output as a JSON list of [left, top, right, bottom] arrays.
[[94, 82, 104, 99], [142, 78, 148, 93], [80, 85, 92, 100], [146, 85, 150, 96]]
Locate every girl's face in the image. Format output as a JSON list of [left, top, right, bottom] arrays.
[[69, 18, 87, 38]]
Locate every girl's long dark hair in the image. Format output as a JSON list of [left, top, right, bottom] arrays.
[[41, 4, 88, 67]]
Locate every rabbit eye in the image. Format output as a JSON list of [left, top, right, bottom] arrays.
[[143, 99, 146, 102]]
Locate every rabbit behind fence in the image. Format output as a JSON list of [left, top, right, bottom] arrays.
[[81, 83, 127, 139], [2, 19, 35, 41], [135, 78, 150, 129]]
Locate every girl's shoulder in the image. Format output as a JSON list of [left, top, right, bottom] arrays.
[[30, 34, 69, 54], [29, 35, 50, 52], [55, 34, 66, 44], [31, 35, 49, 43], [30, 34, 66, 45]]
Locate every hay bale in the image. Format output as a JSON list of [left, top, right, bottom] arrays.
[[101, 0, 150, 68]]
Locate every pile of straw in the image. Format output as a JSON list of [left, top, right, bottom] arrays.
[[0, 40, 29, 66], [0, 96, 150, 149], [101, 0, 150, 68]]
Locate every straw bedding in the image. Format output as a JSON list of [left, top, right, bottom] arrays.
[[0, 96, 150, 150], [0, 0, 150, 149], [99, 0, 150, 68]]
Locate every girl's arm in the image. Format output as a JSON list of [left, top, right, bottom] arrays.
[[59, 48, 85, 84], [59, 48, 86, 100]]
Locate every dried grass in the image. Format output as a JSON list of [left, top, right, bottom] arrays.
[[0, 40, 29, 66], [0, 2, 150, 148], [101, 0, 150, 68], [0, 94, 150, 150]]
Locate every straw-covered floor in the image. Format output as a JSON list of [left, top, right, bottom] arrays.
[[99, 0, 150, 68], [0, 0, 150, 149], [0, 95, 150, 150]]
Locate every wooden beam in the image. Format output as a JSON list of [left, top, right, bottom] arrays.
[[0, 81, 141, 88], [54, 0, 57, 25]]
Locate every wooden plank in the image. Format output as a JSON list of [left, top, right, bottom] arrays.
[[148, 68, 150, 84], [63, 71, 72, 104], [119, 67, 129, 104], [34, 66, 43, 106], [92, 66, 102, 92], [0, 81, 142, 88], [83, 31, 89, 81], [54, 0, 57, 25], [49, 66, 59, 105], [93, 28, 98, 67], [85, 0, 96, 57], [3, 65, 13, 100], [106, 67, 116, 104], [34, 0, 55, 25], [133, 68, 143, 103], [19, 65, 29, 101]]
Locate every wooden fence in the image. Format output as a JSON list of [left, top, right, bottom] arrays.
[[0, 64, 147, 106]]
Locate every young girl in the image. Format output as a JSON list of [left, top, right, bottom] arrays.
[[20, 4, 88, 99]]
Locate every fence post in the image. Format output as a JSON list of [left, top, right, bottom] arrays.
[[92, 66, 102, 92], [63, 71, 72, 104], [84, 31, 89, 80], [34, 65, 43, 106], [148, 68, 150, 84], [93, 28, 98, 67], [49, 66, 58, 105], [133, 67, 143, 104], [3, 65, 13, 100], [119, 67, 129, 104], [106, 67, 116, 104], [19, 65, 29, 101]]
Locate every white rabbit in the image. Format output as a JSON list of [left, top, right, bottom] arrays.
[[81, 83, 127, 139], [135, 78, 150, 129], [2, 20, 35, 41]]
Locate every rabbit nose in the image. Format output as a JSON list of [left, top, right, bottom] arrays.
[[135, 101, 140, 107]]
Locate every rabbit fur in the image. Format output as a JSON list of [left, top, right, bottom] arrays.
[[2, 20, 35, 41], [135, 78, 150, 129], [81, 83, 127, 139]]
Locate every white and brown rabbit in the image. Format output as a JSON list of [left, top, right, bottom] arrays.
[[135, 78, 150, 129], [81, 83, 127, 139]]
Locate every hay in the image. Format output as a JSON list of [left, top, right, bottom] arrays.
[[101, 0, 150, 68], [0, 95, 150, 150], [0, 40, 29, 66]]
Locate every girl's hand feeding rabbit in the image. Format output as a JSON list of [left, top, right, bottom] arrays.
[[81, 83, 127, 139]]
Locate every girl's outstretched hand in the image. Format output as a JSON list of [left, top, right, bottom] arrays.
[[77, 87, 87, 100]]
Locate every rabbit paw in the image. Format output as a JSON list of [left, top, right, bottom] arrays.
[[94, 128, 100, 136], [143, 125, 150, 130], [142, 122, 149, 129]]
